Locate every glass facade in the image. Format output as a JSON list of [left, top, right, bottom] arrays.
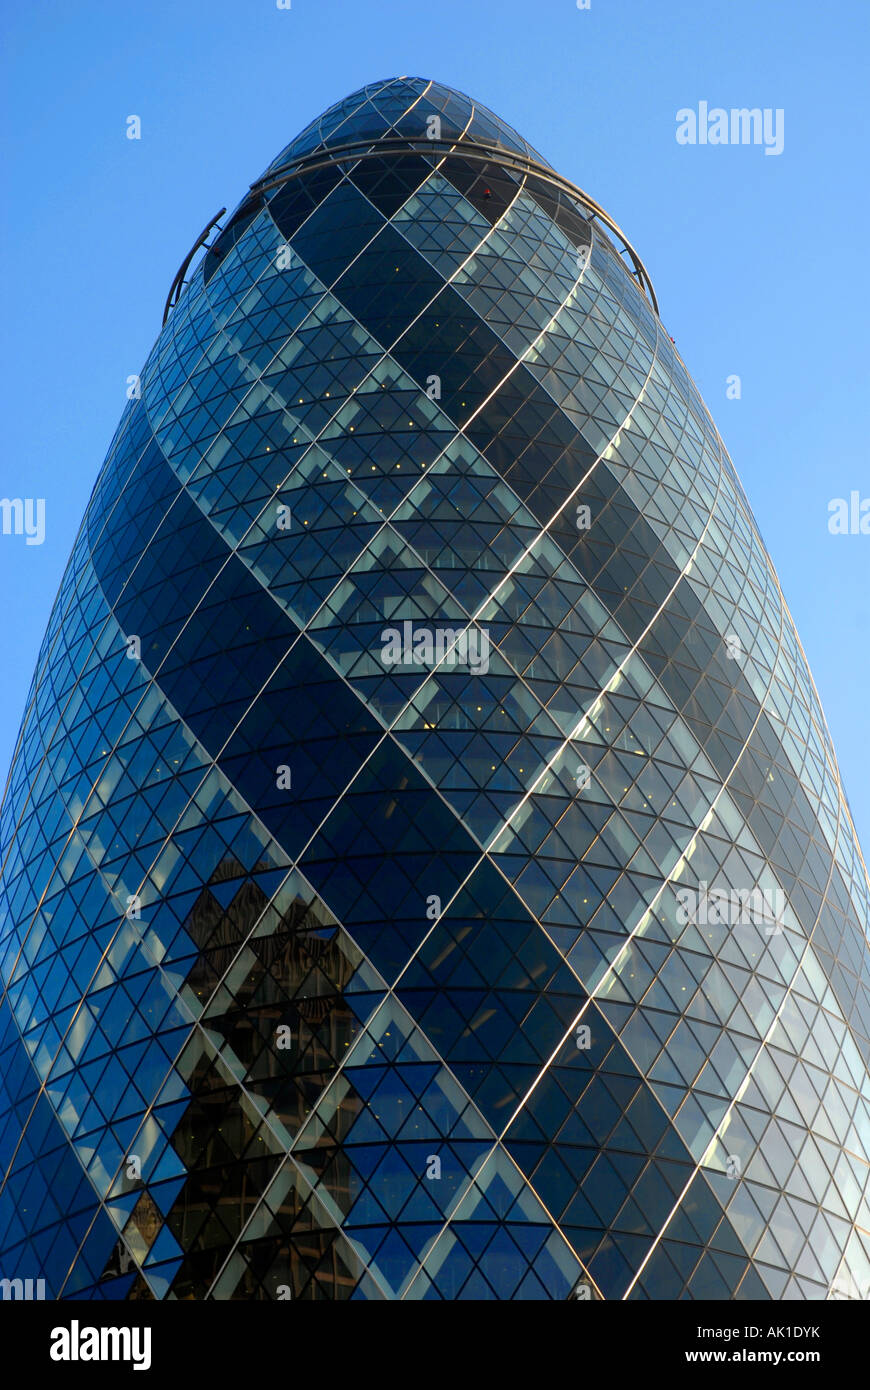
[[1, 77, 868, 1301]]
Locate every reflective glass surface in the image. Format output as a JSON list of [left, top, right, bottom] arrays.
[[1, 78, 868, 1302]]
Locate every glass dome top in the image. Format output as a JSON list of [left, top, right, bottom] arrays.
[[261, 76, 551, 178]]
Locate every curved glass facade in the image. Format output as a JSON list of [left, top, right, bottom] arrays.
[[1, 77, 869, 1301]]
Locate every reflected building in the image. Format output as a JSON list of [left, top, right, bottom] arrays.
[[1, 78, 869, 1301]]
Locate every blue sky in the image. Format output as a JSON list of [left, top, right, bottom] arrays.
[[1, 0, 868, 851]]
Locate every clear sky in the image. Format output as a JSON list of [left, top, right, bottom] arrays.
[[1, 0, 868, 853]]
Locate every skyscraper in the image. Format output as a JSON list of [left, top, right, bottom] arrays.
[[1, 77, 868, 1301]]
